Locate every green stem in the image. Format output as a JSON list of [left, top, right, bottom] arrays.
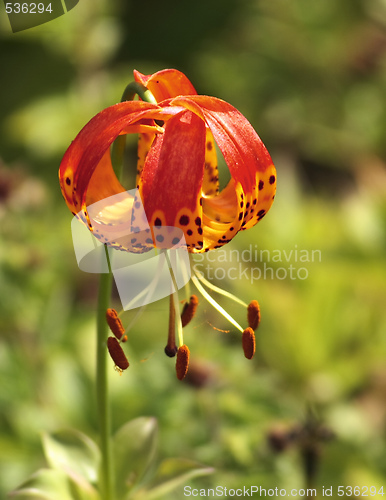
[[96, 80, 157, 499], [120, 81, 158, 105], [96, 246, 114, 500]]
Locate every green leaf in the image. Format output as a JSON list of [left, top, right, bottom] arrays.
[[42, 429, 100, 486], [113, 417, 158, 497], [8, 468, 75, 500], [130, 458, 214, 500], [66, 474, 100, 500]]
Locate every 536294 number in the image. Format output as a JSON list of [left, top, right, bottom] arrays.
[[337, 485, 384, 496], [5, 3, 52, 14]]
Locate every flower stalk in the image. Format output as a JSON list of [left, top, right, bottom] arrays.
[[96, 246, 114, 500], [95, 83, 159, 500]]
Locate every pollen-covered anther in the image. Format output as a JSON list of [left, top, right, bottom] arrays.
[[242, 327, 256, 360], [181, 295, 199, 327], [107, 336, 129, 371], [247, 300, 261, 330], [176, 344, 190, 380], [106, 308, 125, 340]]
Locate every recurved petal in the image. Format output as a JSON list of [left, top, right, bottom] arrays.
[[59, 101, 182, 216], [138, 109, 206, 251], [171, 95, 274, 191], [134, 69, 197, 102], [170, 95, 276, 241]]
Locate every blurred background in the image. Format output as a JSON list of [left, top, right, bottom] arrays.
[[1, 0, 386, 497]]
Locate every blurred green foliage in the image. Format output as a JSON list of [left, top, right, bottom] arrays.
[[1, 0, 386, 497]]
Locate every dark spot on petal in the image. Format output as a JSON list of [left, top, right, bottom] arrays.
[[135, 201, 141, 209], [179, 215, 190, 226], [156, 235, 164, 243], [146, 238, 153, 244], [269, 175, 276, 184], [258, 180, 264, 190], [198, 227, 203, 235], [240, 201, 244, 208], [253, 198, 257, 205], [66, 177, 71, 186], [246, 202, 250, 209], [187, 229, 193, 236], [131, 238, 137, 243], [207, 141, 213, 151], [154, 217, 162, 226], [230, 227, 234, 231], [195, 217, 201, 226], [172, 237, 180, 245], [257, 209, 266, 217], [238, 212, 243, 221]]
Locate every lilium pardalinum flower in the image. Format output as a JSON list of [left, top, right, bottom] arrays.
[[59, 69, 276, 379]]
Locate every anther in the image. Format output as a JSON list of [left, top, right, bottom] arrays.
[[107, 336, 129, 370], [181, 295, 199, 327], [176, 344, 190, 380], [242, 327, 256, 360], [247, 300, 261, 330], [106, 308, 125, 340]]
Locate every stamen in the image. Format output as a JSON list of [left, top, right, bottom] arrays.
[[165, 294, 177, 357], [106, 308, 125, 340], [242, 327, 256, 360], [194, 265, 248, 308], [176, 344, 190, 380], [181, 295, 199, 327], [191, 273, 243, 333], [107, 336, 129, 370], [247, 300, 261, 330]]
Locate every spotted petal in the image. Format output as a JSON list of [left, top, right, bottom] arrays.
[[133, 69, 198, 184], [168, 95, 276, 250], [59, 101, 181, 217], [138, 109, 206, 251]]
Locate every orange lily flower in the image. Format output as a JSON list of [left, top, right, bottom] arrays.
[[59, 69, 276, 377], [59, 69, 276, 254]]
